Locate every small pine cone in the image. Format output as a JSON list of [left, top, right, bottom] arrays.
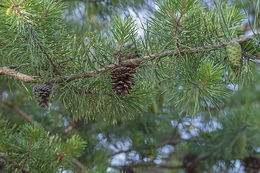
[[243, 156, 260, 173], [121, 166, 134, 173], [111, 65, 136, 96], [183, 154, 197, 173], [33, 84, 53, 108], [226, 41, 242, 75]]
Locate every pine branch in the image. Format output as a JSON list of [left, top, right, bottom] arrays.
[[29, 26, 62, 75], [0, 96, 35, 125], [0, 155, 21, 170], [0, 90, 86, 171], [8, 63, 31, 70], [0, 96, 86, 172], [108, 121, 181, 158], [197, 125, 248, 161], [0, 149, 31, 172], [108, 149, 132, 157], [50, 34, 258, 83], [0, 67, 37, 83], [171, 7, 185, 56], [22, 135, 34, 171], [8, 0, 62, 76], [110, 163, 184, 170], [0, 34, 258, 84]]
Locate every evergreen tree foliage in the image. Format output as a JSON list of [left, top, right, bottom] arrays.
[[0, 120, 86, 173], [0, 0, 260, 172]]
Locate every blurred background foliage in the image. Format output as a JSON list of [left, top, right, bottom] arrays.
[[60, 0, 259, 34], [62, 0, 155, 34]]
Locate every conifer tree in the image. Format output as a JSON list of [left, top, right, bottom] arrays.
[[0, 0, 260, 173]]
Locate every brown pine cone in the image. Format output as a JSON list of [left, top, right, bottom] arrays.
[[33, 84, 53, 108], [183, 154, 197, 173], [121, 166, 134, 173], [243, 156, 260, 173], [111, 65, 136, 96]]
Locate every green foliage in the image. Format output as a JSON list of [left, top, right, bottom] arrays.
[[168, 58, 227, 114], [1, 0, 257, 120], [111, 16, 137, 48], [241, 36, 260, 57], [0, 121, 86, 173], [150, 98, 158, 114], [0, 0, 260, 172]]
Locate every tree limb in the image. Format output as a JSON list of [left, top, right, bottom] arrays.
[[0, 34, 258, 84], [0, 67, 37, 83], [50, 34, 258, 83], [0, 97, 35, 125], [108, 149, 132, 158], [110, 163, 184, 170]]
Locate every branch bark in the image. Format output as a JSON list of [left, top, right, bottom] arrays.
[[0, 67, 37, 83]]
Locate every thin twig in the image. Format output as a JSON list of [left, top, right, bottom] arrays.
[[23, 134, 34, 169], [7, 0, 62, 76], [29, 26, 62, 75], [108, 149, 132, 157], [172, 8, 184, 56], [110, 163, 184, 169], [0, 97, 35, 125]]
